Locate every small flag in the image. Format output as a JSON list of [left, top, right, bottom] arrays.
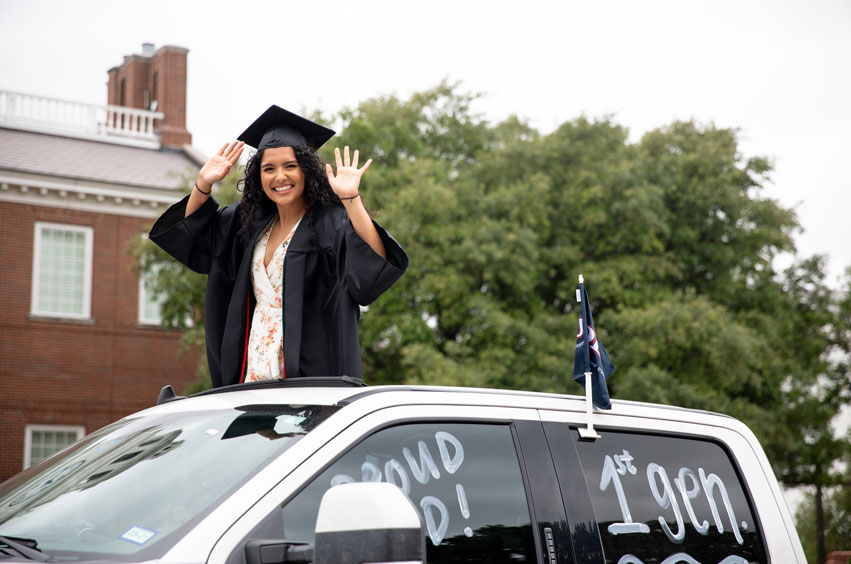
[[573, 279, 615, 409]]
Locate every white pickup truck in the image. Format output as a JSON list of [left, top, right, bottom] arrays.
[[0, 378, 805, 564]]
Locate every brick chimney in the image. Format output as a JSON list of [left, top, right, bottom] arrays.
[[107, 43, 192, 147]]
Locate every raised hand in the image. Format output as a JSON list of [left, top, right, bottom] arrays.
[[198, 141, 244, 189], [325, 146, 372, 199]]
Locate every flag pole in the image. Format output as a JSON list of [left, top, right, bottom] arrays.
[[577, 274, 601, 440]]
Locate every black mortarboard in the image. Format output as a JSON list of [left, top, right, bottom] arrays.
[[237, 105, 335, 151]]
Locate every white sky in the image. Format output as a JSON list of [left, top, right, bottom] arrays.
[[1, 0, 850, 283]]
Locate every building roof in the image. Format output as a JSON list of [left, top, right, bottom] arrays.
[[0, 127, 204, 190]]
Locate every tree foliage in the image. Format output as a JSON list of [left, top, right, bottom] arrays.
[[795, 477, 851, 563], [138, 84, 851, 539]]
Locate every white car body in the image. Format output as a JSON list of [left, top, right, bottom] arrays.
[[0, 382, 806, 564]]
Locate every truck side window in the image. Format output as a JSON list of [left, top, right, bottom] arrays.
[[281, 423, 535, 564], [573, 431, 768, 564]]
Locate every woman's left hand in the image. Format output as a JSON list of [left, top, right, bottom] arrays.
[[326, 146, 372, 199]]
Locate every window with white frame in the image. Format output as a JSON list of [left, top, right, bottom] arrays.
[[138, 263, 164, 325], [31, 222, 94, 319], [24, 424, 85, 469]]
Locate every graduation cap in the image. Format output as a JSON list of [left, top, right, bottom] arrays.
[[238, 105, 335, 151]]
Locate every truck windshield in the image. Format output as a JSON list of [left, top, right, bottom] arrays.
[[0, 404, 337, 562]]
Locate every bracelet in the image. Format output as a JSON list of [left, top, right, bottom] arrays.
[[341, 194, 360, 202], [194, 182, 211, 195]]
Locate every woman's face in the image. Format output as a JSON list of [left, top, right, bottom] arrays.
[[260, 146, 305, 208]]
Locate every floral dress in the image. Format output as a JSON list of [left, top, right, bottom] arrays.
[[244, 217, 302, 382]]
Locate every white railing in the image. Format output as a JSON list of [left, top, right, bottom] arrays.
[[0, 90, 164, 148]]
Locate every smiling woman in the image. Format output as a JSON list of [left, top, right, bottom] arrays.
[[149, 105, 408, 387]]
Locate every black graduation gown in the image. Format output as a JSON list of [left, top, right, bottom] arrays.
[[149, 195, 408, 387]]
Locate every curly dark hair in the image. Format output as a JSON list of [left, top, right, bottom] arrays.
[[238, 143, 342, 244]]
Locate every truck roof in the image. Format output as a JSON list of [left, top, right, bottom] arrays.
[[134, 377, 736, 429]]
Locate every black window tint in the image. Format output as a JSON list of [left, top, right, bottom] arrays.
[[573, 431, 767, 564], [282, 423, 535, 564]]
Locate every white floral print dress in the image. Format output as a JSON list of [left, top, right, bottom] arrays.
[[244, 217, 302, 382]]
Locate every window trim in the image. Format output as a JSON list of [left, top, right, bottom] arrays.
[[23, 424, 86, 469], [30, 222, 94, 320], [512, 420, 575, 564], [138, 262, 163, 326], [137, 234, 191, 328]]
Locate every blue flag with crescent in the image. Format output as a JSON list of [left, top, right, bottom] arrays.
[[573, 280, 615, 409]]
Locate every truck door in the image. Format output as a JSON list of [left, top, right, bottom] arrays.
[[543, 421, 770, 564], [273, 419, 546, 564]]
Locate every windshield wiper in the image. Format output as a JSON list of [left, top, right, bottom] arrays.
[[0, 536, 53, 562]]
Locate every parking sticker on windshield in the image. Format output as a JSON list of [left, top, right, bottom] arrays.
[[96, 438, 120, 450], [119, 525, 158, 545]]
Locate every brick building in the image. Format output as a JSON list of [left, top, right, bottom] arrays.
[[0, 44, 204, 482], [827, 552, 851, 564]]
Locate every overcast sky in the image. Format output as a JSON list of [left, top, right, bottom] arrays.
[[2, 0, 850, 282]]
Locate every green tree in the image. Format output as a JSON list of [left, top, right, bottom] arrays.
[[790, 268, 851, 563], [795, 476, 851, 563]]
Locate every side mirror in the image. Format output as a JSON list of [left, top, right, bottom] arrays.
[[314, 482, 425, 564]]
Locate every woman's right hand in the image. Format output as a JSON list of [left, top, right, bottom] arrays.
[[197, 141, 245, 191], [185, 141, 244, 218]]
